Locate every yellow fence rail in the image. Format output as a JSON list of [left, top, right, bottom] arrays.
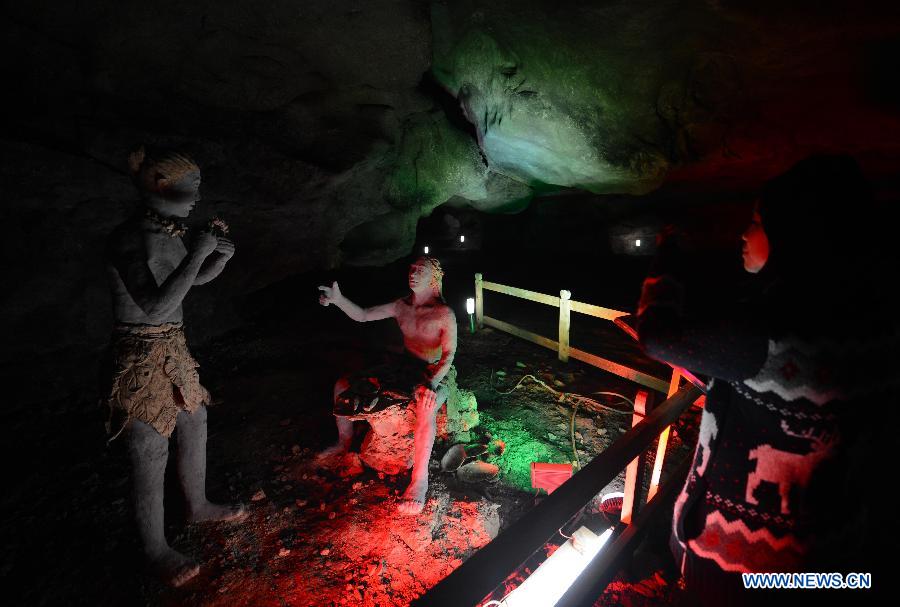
[[473, 273, 705, 517], [475, 273, 664, 391]]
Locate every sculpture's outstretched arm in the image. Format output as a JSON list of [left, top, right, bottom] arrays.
[[318, 281, 396, 322]]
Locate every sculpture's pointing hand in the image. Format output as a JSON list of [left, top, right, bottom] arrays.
[[318, 281, 342, 306]]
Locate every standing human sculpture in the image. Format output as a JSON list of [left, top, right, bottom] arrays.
[[105, 146, 246, 587], [317, 257, 458, 515]]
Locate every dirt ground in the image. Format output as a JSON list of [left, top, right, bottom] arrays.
[[3, 307, 700, 606]]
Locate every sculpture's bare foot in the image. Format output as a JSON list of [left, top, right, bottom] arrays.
[[150, 548, 200, 587], [187, 501, 248, 524], [397, 480, 428, 515], [315, 442, 349, 465]]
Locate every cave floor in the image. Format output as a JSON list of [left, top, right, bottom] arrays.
[[5, 308, 700, 606]]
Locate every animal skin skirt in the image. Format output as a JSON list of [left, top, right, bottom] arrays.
[[106, 322, 210, 439], [333, 353, 443, 417]]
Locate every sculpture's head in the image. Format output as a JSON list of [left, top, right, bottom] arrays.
[[409, 256, 444, 296], [128, 146, 201, 218]]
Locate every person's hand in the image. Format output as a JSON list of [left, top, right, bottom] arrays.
[[191, 231, 218, 258], [318, 281, 343, 306], [214, 237, 235, 259]]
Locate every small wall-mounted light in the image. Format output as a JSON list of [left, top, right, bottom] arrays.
[[460, 234, 465, 243], [635, 239, 641, 247], [424, 245, 429, 254], [466, 297, 476, 333]]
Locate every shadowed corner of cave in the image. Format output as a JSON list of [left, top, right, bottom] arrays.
[[2, 0, 899, 605]]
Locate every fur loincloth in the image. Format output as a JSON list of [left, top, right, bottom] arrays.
[[334, 354, 449, 417], [106, 322, 210, 439]]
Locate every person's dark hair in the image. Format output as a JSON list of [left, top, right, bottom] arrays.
[[757, 155, 881, 339], [759, 154, 872, 281]]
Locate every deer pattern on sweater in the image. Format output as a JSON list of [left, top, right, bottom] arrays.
[[745, 421, 837, 515], [685, 335, 847, 573]]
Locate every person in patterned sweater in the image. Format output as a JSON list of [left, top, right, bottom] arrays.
[[637, 155, 896, 605]]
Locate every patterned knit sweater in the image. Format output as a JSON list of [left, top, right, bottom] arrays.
[[638, 273, 896, 574]]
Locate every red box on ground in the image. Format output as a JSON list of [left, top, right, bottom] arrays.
[[531, 462, 573, 494]]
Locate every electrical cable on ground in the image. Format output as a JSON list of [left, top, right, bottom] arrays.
[[489, 372, 632, 414], [570, 400, 580, 469], [489, 371, 634, 465]]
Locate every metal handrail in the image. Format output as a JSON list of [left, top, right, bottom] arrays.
[[558, 455, 692, 606], [412, 383, 702, 607]]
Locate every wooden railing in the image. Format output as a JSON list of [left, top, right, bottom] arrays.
[[473, 273, 705, 514], [411, 276, 710, 606], [475, 274, 669, 393], [410, 276, 710, 606]]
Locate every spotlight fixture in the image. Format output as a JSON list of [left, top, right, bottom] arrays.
[[424, 245, 429, 254], [466, 297, 476, 333], [635, 239, 641, 247], [460, 234, 465, 243]]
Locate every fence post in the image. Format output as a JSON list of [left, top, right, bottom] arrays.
[[621, 390, 650, 525], [558, 289, 571, 362], [474, 273, 484, 329], [647, 368, 681, 501]]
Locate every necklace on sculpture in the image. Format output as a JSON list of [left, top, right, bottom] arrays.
[[144, 209, 188, 238]]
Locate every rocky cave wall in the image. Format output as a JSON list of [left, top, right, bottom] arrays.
[[2, 0, 899, 404]]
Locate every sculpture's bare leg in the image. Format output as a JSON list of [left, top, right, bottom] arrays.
[[127, 419, 199, 587], [318, 377, 354, 460], [398, 384, 448, 515], [176, 406, 247, 524]]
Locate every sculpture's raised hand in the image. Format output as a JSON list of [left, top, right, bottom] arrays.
[[318, 281, 342, 306], [214, 237, 235, 259], [191, 231, 218, 259]]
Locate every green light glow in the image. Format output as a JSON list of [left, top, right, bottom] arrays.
[[480, 412, 571, 492], [385, 111, 487, 210]]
